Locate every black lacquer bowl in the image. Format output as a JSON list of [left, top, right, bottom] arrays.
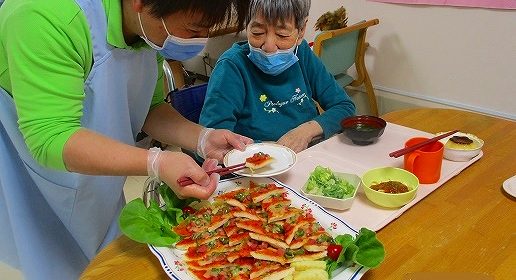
[[340, 115, 387, 145]]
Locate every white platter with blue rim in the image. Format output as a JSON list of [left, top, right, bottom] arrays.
[[148, 176, 368, 280]]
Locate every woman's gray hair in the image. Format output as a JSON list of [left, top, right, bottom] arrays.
[[247, 0, 311, 30]]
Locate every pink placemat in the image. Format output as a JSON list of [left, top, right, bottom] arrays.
[[275, 122, 482, 231]]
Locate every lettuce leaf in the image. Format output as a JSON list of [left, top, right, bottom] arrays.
[[158, 183, 198, 225], [335, 234, 355, 265], [119, 183, 199, 247], [354, 228, 385, 268], [327, 228, 385, 276], [119, 198, 179, 246]]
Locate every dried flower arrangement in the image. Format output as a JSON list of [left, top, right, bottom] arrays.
[[314, 6, 348, 31]]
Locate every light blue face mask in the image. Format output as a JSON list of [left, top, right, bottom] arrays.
[[138, 13, 208, 61], [247, 41, 299, 76]]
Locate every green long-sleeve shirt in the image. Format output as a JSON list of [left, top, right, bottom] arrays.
[[0, 0, 164, 170]]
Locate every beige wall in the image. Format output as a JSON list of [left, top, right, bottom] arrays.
[[307, 1, 516, 119]]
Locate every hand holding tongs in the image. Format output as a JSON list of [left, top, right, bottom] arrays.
[[176, 162, 246, 186]]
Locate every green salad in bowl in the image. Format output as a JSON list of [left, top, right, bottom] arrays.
[[302, 166, 360, 210]]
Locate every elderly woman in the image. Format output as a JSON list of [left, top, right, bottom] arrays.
[[200, 0, 355, 152]]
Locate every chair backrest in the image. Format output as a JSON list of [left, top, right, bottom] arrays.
[[314, 29, 359, 76], [162, 61, 208, 124], [162, 60, 177, 92], [313, 19, 379, 81], [165, 83, 208, 124], [312, 19, 380, 116]]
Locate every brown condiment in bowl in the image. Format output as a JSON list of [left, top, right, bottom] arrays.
[[371, 181, 409, 194]]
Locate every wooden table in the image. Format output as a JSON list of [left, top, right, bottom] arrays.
[[81, 108, 516, 280]]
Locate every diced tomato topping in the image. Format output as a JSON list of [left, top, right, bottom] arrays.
[[277, 248, 286, 256], [248, 241, 258, 249], [182, 206, 196, 215], [246, 152, 270, 164], [259, 242, 269, 249], [173, 224, 192, 236], [197, 244, 208, 253]]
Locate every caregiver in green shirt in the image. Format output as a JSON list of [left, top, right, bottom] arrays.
[[0, 0, 250, 279]]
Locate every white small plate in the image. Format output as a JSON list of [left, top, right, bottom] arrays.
[[436, 131, 484, 161], [301, 172, 361, 211], [223, 143, 297, 177], [502, 175, 516, 198]]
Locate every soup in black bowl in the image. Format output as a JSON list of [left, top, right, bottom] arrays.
[[340, 115, 387, 145]]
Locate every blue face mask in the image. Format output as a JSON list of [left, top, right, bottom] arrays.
[[138, 13, 208, 61], [247, 41, 299, 76]]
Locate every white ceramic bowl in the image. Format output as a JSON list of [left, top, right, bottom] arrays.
[[437, 132, 484, 162], [301, 172, 361, 210]]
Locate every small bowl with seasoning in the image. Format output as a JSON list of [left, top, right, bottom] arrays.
[[437, 132, 484, 162], [361, 167, 419, 208], [340, 115, 387, 145], [301, 166, 361, 210]]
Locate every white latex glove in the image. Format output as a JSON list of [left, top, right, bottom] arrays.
[[197, 128, 253, 161], [147, 147, 219, 200]]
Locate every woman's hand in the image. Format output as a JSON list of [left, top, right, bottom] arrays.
[[198, 128, 253, 161], [158, 151, 219, 200], [277, 121, 323, 153]]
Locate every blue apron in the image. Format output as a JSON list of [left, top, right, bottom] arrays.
[[0, 0, 158, 278]]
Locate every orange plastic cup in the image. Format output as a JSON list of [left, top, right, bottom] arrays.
[[403, 137, 444, 184]]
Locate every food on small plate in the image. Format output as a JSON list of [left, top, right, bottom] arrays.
[[361, 167, 419, 208], [437, 132, 484, 161], [370, 180, 409, 194], [446, 135, 481, 150], [438, 132, 482, 151], [301, 166, 361, 210], [245, 152, 274, 171], [450, 136, 473, 145], [224, 143, 297, 177], [173, 181, 334, 279], [305, 166, 356, 199]]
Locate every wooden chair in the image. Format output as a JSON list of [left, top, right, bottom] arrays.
[[312, 19, 380, 116]]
